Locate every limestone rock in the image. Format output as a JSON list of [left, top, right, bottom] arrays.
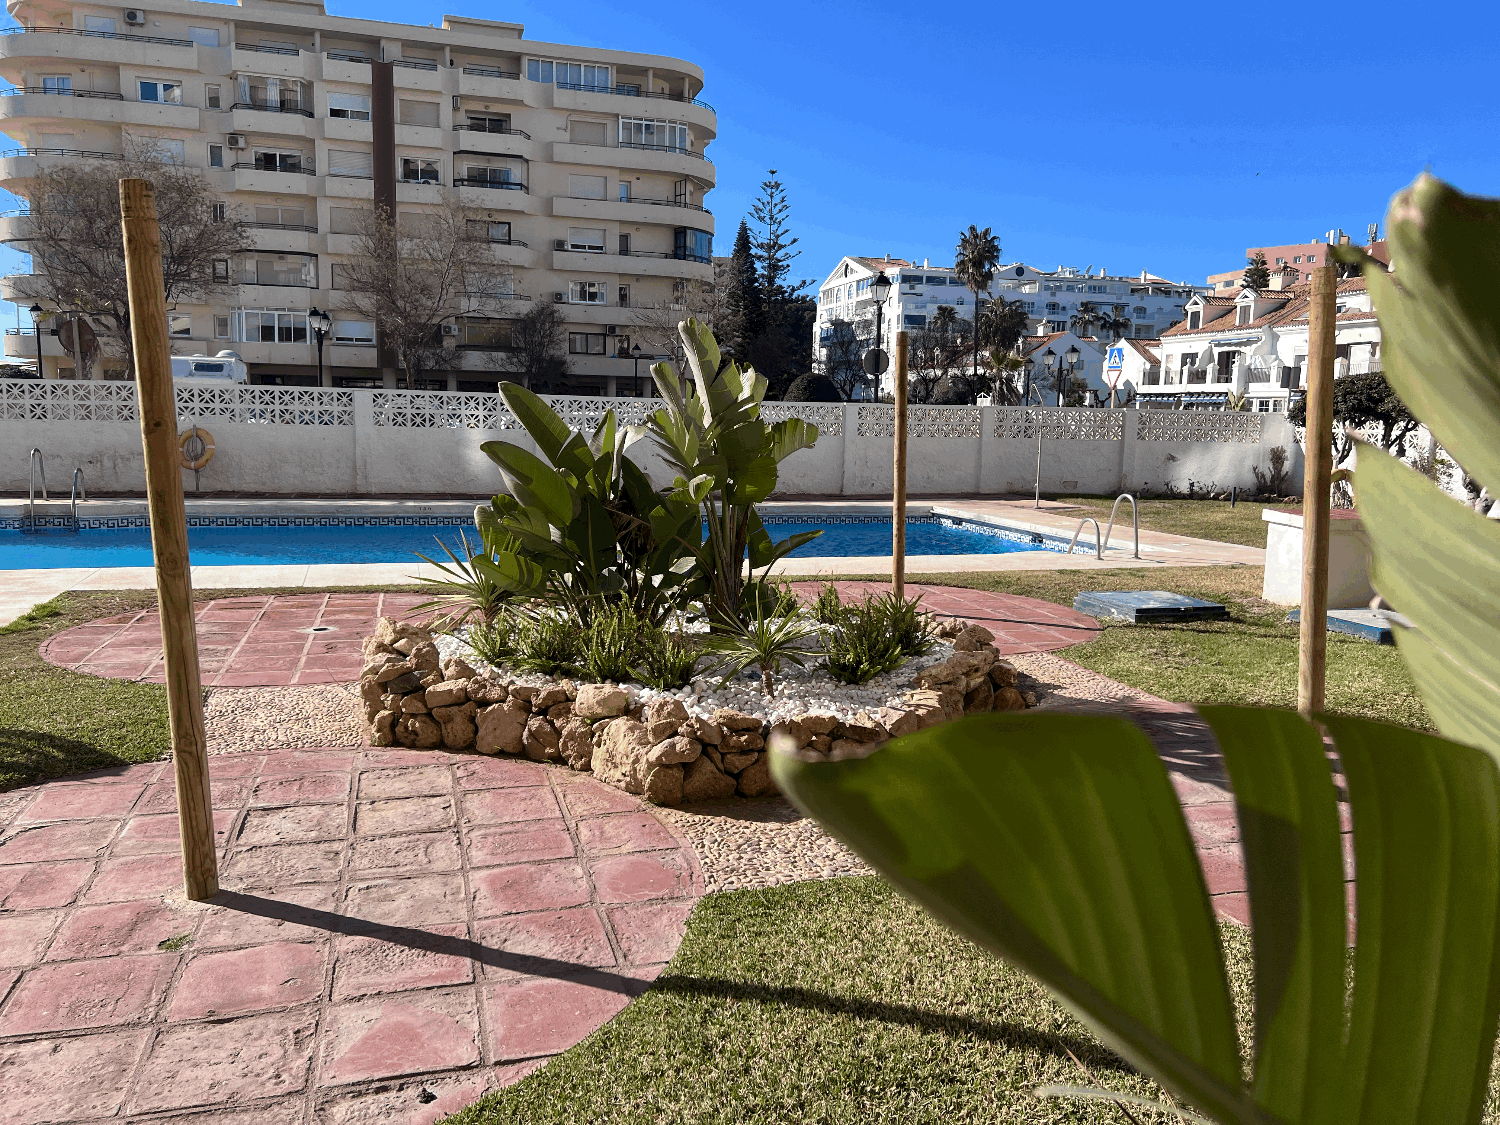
[[735, 756, 776, 797], [437, 710, 476, 749], [431, 701, 477, 723], [682, 755, 737, 802], [441, 656, 477, 681], [533, 684, 568, 711], [839, 721, 886, 743], [561, 680, 579, 701], [809, 734, 833, 753], [396, 713, 442, 748], [643, 697, 689, 728], [409, 641, 441, 673], [468, 678, 508, 706], [713, 708, 763, 732], [557, 717, 594, 771], [359, 678, 385, 719], [384, 671, 423, 695], [370, 710, 397, 747], [767, 720, 810, 754], [509, 684, 538, 704], [362, 653, 401, 679], [391, 637, 418, 656], [991, 660, 1019, 688], [374, 660, 414, 684], [952, 623, 996, 652], [475, 701, 527, 755], [1022, 690, 1037, 707], [375, 616, 428, 648], [548, 701, 573, 723], [424, 680, 468, 709], [829, 738, 879, 760], [380, 692, 402, 713], [641, 763, 684, 806], [523, 716, 562, 762], [723, 730, 765, 753], [575, 684, 629, 721], [799, 712, 840, 736], [399, 694, 429, 714], [362, 635, 399, 659], [419, 672, 443, 689], [702, 746, 724, 771], [591, 719, 654, 794], [963, 679, 994, 714], [680, 717, 723, 745], [721, 751, 758, 773], [647, 735, 701, 767], [995, 686, 1028, 712]]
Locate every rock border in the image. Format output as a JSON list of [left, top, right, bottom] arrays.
[[358, 616, 1035, 806]]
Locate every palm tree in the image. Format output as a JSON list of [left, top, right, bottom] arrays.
[[1097, 305, 1132, 341], [954, 225, 1001, 390], [1068, 300, 1100, 337]]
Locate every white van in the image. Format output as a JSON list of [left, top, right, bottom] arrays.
[[171, 351, 249, 384]]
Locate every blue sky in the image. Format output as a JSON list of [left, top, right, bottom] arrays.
[[5, 0, 1497, 322]]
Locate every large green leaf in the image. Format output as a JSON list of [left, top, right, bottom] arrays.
[[1368, 176, 1500, 494], [768, 417, 820, 464], [1354, 446, 1500, 756], [472, 549, 552, 596], [769, 712, 1259, 1123], [498, 382, 593, 476], [479, 440, 577, 530]]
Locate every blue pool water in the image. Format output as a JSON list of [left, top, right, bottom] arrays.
[[0, 516, 1055, 569]]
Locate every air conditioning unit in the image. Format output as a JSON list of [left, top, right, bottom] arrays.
[[226, 133, 246, 149], [553, 239, 567, 251], [552, 292, 565, 303], [124, 8, 146, 24], [440, 323, 458, 336], [452, 95, 460, 109], [605, 324, 618, 335]]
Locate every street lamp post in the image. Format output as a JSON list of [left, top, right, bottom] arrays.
[[27, 303, 43, 378], [1042, 344, 1082, 407], [308, 307, 332, 388], [630, 342, 657, 397], [865, 270, 892, 398]]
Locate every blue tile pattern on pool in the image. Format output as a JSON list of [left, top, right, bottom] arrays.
[[0, 514, 1059, 569]]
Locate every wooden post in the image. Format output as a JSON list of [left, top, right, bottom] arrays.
[[120, 178, 218, 900], [892, 330, 909, 601], [1298, 264, 1337, 718]]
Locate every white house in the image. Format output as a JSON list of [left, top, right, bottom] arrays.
[[1017, 331, 1109, 404], [1103, 338, 1161, 404], [1139, 272, 1381, 412]]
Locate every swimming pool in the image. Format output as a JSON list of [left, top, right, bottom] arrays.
[[0, 515, 1059, 569]]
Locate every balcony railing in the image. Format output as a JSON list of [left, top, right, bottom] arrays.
[[0, 146, 121, 161], [1, 25, 194, 47], [400, 175, 442, 186], [608, 194, 711, 215], [554, 80, 713, 111], [393, 58, 438, 71], [461, 65, 521, 80], [453, 177, 526, 192], [483, 236, 528, 247], [234, 42, 299, 55], [233, 161, 315, 175], [1, 86, 124, 99], [230, 101, 313, 117], [617, 140, 709, 161], [326, 50, 371, 64], [327, 170, 373, 179], [248, 221, 318, 233], [611, 250, 712, 265], [453, 124, 531, 139]]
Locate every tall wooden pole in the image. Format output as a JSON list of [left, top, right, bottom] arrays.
[[892, 330, 909, 600], [120, 178, 217, 900], [1298, 264, 1337, 718]]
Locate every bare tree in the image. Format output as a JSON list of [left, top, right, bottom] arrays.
[[814, 318, 866, 401], [631, 279, 727, 373], [907, 305, 965, 404], [337, 196, 514, 383], [490, 302, 568, 390], [18, 141, 246, 376]]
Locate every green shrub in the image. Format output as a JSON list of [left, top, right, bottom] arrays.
[[581, 599, 646, 683], [865, 591, 935, 658], [465, 612, 515, 667], [700, 602, 821, 697], [822, 605, 907, 685], [633, 629, 701, 690], [510, 609, 585, 676], [812, 582, 845, 625]]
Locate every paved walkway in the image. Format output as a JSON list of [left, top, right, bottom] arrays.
[[39, 593, 427, 687], [0, 748, 701, 1123]]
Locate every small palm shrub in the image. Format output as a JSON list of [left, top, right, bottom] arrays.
[[812, 581, 845, 625], [633, 629, 701, 690], [510, 609, 585, 676], [701, 603, 821, 697], [412, 530, 511, 630], [866, 592, 935, 658], [822, 604, 906, 685], [465, 611, 515, 667]]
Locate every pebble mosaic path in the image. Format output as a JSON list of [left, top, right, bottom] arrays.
[[0, 748, 702, 1124]]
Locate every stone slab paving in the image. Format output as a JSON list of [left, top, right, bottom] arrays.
[[39, 593, 431, 688], [792, 581, 1102, 653], [0, 748, 703, 1124]]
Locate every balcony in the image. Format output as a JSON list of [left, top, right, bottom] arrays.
[[461, 64, 520, 80], [0, 89, 198, 131], [551, 140, 715, 187], [551, 82, 716, 136], [0, 26, 196, 69], [557, 80, 713, 113], [233, 160, 315, 175], [452, 177, 526, 193], [229, 100, 313, 119], [454, 124, 531, 140], [248, 220, 318, 233], [0, 146, 121, 185], [550, 247, 712, 280], [2, 86, 121, 100]]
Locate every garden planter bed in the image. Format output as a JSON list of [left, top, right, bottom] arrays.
[[358, 615, 1035, 806]]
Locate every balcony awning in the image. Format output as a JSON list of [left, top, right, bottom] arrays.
[[1182, 392, 1229, 404]]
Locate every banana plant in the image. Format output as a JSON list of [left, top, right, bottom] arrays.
[[645, 318, 822, 625], [474, 383, 699, 626], [772, 176, 1500, 1124]]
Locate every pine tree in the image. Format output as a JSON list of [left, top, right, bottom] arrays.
[[1242, 251, 1271, 290], [750, 170, 810, 303], [723, 219, 763, 350]]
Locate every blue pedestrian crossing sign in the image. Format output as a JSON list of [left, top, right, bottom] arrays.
[[1106, 346, 1124, 371]]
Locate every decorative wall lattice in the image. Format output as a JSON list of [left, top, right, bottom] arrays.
[[0, 380, 138, 423], [176, 386, 354, 427], [1136, 410, 1263, 444], [760, 402, 844, 437], [992, 408, 1125, 441], [542, 396, 657, 434], [910, 406, 982, 438], [372, 391, 505, 430]]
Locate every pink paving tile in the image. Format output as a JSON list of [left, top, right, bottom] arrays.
[[606, 901, 698, 965], [1184, 802, 1240, 848], [314, 1071, 496, 1125], [355, 795, 456, 837], [357, 765, 453, 800], [45, 898, 190, 960], [557, 779, 640, 818], [251, 771, 352, 807], [360, 749, 456, 768], [0, 911, 60, 967], [343, 874, 469, 927], [114, 808, 236, 855], [1, 953, 176, 1033], [472, 908, 614, 978], [455, 756, 550, 790], [575, 812, 678, 855], [465, 820, 575, 867], [136, 776, 252, 814], [0, 819, 118, 863], [484, 976, 635, 1061], [170, 941, 327, 1019], [1214, 892, 1251, 927], [128, 1010, 319, 1115], [460, 786, 563, 827], [196, 883, 341, 949], [0, 1029, 150, 1123], [74, 661, 154, 678], [224, 841, 346, 888], [80, 853, 187, 903], [260, 750, 356, 775], [470, 862, 592, 919], [238, 803, 349, 847], [332, 921, 473, 1000], [0, 858, 95, 909], [236, 642, 312, 658], [348, 830, 463, 877], [318, 988, 482, 1086], [296, 667, 362, 684], [202, 752, 268, 777], [589, 852, 693, 904], [1171, 772, 1233, 806], [1197, 845, 1248, 896]]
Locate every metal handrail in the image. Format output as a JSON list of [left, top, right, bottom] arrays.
[[1, 87, 125, 99], [617, 140, 709, 162], [1104, 493, 1140, 559], [1, 25, 194, 47], [610, 195, 712, 215], [452, 124, 531, 139], [0, 146, 121, 160], [553, 80, 714, 111], [27, 447, 45, 528], [229, 101, 313, 117], [235, 42, 299, 55], [1066, 516, 1104, 560], [69, 466, 85, 521], [233, 161, 316, 174], [393, 58, 438, 71], [326, 50, 371, 64], [453, 177, 527, 192], [461, 65, 520, 80], [248, 221, 318, 232]]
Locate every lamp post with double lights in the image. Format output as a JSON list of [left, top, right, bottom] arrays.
[[1042, 344, 1082, 407], [630, 342, 658, 397], [308, 307, 332, 387], [27, 303, 43, 378], [862, 270, 893, 397]]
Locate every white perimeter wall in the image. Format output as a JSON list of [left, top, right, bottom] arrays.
[[1, 384, 1302, 500]]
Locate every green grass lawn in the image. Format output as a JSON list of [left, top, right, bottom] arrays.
[[1048, 495, 1281, 548], [447, 876, 1256, 1125]]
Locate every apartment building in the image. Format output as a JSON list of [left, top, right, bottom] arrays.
[[0, 0, 716, 390], [1205, 228, 1390, 291], [813, 254, 1203, 395]]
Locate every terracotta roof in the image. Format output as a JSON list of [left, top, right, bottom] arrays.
[[853, 256, 913, 269], [1123, 337, 1161, 364], [1022, 331, 1071, 355]]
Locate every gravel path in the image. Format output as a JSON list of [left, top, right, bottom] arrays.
[[203, 683, 365, 755]]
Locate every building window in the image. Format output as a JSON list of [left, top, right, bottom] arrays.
[[1293, 255, 1302, 263], [139, 80, 182, 104], [1236, 306, 1251, 326], [569, 281, 605, 304], [400, 157, 440, 183], [328, 92, 371, 120], [210, 201, 226, 222], [327, 149, 373, 178], [467, 219, 511, 242], [1306, 253, 1317, 263], [188, 26, 220, 46], [528, 59, 611, 90], [620, 118, 689, 153], [234, 308, 311, 343], [1045, 301, 1060, 313], [41, 75, 71, 93], [1274, 257, 1284, 265], [214, 315, 230, 339], [398, 99, 439, 127], [239, 75, 306, 112], [332, 320, 374, 344], [568, 119, 607, 146], [252, 149, 308, 173], [465, 113, 510, 133], [1133, 305, 1147, 316], [255, 205, 307, 229], [208, 143, 223, 168], [904, 314, 926, 327], [235, 254, 317, 287], [618, 233, 630, 255], [568, 332, 606, 354], [619, 182, 631, 203], [169, 315, 192, 336], [212, 259, 229, 281], [83, 14, 115, 33], [1188, 310, 1201, 330], [673, 227, 711, 263], [463, 162, 522, 188], [617, 284, 630, 307], [568, 174, 606, 200], [567, 227, 605, 252]]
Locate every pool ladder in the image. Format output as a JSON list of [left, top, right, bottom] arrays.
[[24, 449, 86, 533], [1064, 493, 1141, 561]]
